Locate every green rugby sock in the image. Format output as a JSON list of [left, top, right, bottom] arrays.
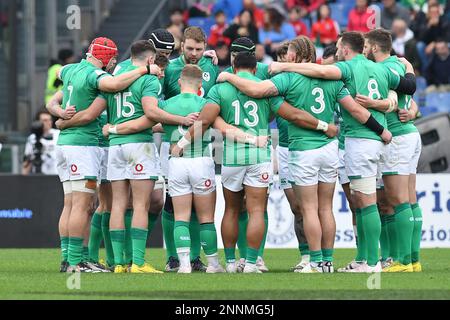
[[101, 212, 114, 266], [88, 212, 103, 262], [394, 203, 414, 265], [162, 209, 177, 260], [237, 211, 248, 259], [322, 248, 334, 262], [355, 208, 367, 262], [200, 223, 218, 256], [148, 213, 159, 235], [110, 229, 125, 266], [246, 247, 259, 265], [174, 221, 191, 250], [189, 212, 201, 261], [310, 250, 323, 263], [299, 243, 309, 257], [385, 214, 398, 261], [258, 211, 268, 258], [60, 236, 69, 262], [361, 205, 381, 266], [68, 237, 83, 266], [131, 228, 148, 267], [124, 209, 133, 264], [82, 246, 89, 262], [224, 247, 236, 263], [379, 214, 390, 261], [411, 203, 423, 263]]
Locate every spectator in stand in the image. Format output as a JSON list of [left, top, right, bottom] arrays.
[[213, 0, 243, 22], [188, 0, 211, 18], [425, 38, 450, 91], [255, 43, 274, 64], [392, 18, 422, 72], [259, 7, 296, 57], [347, 0, 377, 33], [223, 9, 259, 44], [416, 3, 450, 71], [285, 0, 326, 19], [243, 0, 265, 29], [289, 6, 309, 36], [166, 8, 186, 58], [208, 10, 230, 47], [215, 41, 231, 70], [381, 0, 411, 30], [311, 4, 339, 48]]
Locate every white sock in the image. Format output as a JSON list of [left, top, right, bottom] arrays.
[[206, 253, 219, 267], [177, 249, 191, 268]]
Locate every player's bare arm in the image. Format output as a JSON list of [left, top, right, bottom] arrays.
[[103, 115, 156, 139], [268, 62, 342, 80], [98, 65, 161, 93], [217, 72, 278, 98], [398, 98, 419, 122], [56, 97, 107, 130], [355, 90, 398, 113], [213, 116, 269, 147], [339, 95, 392, 144], [142, 96, 198, 126], [45, 91, 76, 120], [276, 101, 338, 138]]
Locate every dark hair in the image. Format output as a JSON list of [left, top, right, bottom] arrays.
[[170, 7, 183, 15], [435, 37, 448, 44], [341, 31, 365, 53], [131, 40, 157, 60], [239, 9, 255, 27], [155, 53, 170, 69], [317, 4, 332, 21], [322, 44, 337, 59], [215, 10, 225, 17], [35, 109, 51, 121], [264, 8, 284, 32], [233, 52, 257, 70], [365, 28, 392, 53], [58, 49, 74, 63], [276, 41, 289, 60]]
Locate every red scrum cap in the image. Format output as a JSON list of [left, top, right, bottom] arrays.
[[87, 37, 118, 67]]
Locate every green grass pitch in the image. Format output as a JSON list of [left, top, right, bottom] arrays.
[[0, 248, 449, 300]]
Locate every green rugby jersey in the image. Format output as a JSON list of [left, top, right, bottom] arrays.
[[100, 64, 161, 146], [335, 103, 346, 150], [224, 62, 270, 80], [380, 56, 418, 137], [163, 55, 219, 99], [58, 59, 111, 146], [207, 71, 283, 166], [98, 110, 109, 148], [276, 116, 289, 148], [271, 72, 349, 151], [335, 54, 400, 142], [159, 93, 211, 158]]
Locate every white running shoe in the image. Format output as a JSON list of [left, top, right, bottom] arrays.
[[292, 257, 310, 272], [256, 256, 269, 272], [366, 261, 382, 273], [243, 263, 262, 274], [206, 264, 225, 273], [337, 260, 365, 273], [226, 262, 237, 273], [346, 261, 369, 273], [381, 257, 393, 269], [296, 262, 323, 273], [237, 258, 246, 273], [177, 265, 192, 274], [322, 261, 334, 273]]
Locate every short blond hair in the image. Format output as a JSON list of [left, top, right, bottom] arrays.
[[183, 26, 206, 43], [180, 64, 203, 86]]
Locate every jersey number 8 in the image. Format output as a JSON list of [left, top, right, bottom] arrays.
[[114, 92, 135, 118]]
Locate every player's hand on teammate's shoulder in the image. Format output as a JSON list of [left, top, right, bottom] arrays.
[[55, 119, 65, 130], [183, 112, 200, 127], [203, 50, 218, 65], [398, 57, 414, 72], [381, 128, 393, 144], [355, 94, 374, 108], [61, 105, 76, 120], [148, 64, 162, 78], [268, 62, 285, 75], [216, 72, 231, 83], [325, 123, 339, 138]]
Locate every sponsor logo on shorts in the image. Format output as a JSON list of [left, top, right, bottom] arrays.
[[133, 163, 146, 176], [70, 164, 78, 173], [205, 179, 212, 188], [261, 172, 269, 181]]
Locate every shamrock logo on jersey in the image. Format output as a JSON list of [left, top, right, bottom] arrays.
[[202, 72, 210, 82]]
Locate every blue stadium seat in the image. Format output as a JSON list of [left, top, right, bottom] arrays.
[[329, 2, 354, 29], [425, 92, 450, 113], [416, 76, 427, 93], [188, 17, 216, 38], [419, 105, 440, 117]]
